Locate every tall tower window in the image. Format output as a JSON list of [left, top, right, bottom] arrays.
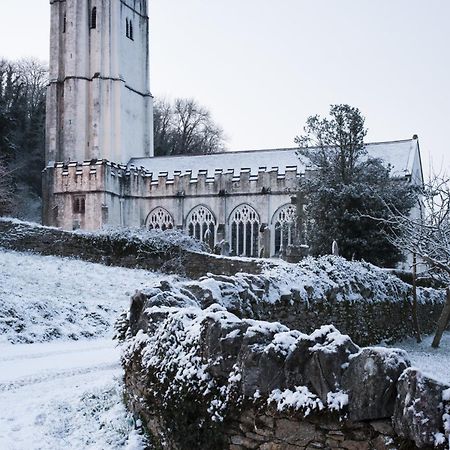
[[63, 13, 67, 33], [126, 18, 134, 40], [91, 7, 97, 29]]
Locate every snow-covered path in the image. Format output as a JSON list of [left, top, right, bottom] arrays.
[[0, 338, 145, 449], [0, 249, 166, 449], [391, 331, 450, 383]]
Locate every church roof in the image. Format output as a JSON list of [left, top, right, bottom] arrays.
[[129, 138, 422, 182]]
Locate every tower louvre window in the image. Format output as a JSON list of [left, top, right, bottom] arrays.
[[126, 18, 134, 40], [91, 7, 97, 29], [63, 13, 67, 33]]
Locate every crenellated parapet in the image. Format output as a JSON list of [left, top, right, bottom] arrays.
[[44, 159, 302, 198]]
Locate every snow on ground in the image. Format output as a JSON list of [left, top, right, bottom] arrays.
[[0, 339, 148, 449], [390, 332, 450, 383], [0, 247, 448, 449], [0, 249, 173, 344], [0, 249, 171, 449]]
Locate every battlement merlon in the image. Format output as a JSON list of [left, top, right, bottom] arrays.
[[43, 160, 303, 199]]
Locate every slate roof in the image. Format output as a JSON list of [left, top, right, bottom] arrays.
[[129, 138, 422, 181]]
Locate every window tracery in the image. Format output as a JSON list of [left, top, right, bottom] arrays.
[[272, 204, 296, 255], [186, 205, 216, 248], [229, 204, 260, 257], [146, 207, 174, 231]]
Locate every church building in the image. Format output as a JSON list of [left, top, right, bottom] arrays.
[[42, 0, 424, 258]]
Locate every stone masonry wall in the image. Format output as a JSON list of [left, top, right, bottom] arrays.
[[0, 219, 264, 279], [120, 303, 450, 450]]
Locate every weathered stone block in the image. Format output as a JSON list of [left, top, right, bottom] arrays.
[[340, 440, 370, 450], [369, 420, 394, 436], [342, 347, 410, 421], [393, 368, 449, 448], [371, 435, 395, 450], [240, 334, 287, 396], [275, 419, 319, 446], [201, 317, 249, 380], [230, 434, 259, 449], [303, 326, 359, 402]]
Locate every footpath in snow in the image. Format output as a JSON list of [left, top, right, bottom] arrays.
[[391, 332, 450, 383], [0, 249, 171, 449], [0, 339, 145, 449]]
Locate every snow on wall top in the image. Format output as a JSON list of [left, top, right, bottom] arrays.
[[128, 138, 421, 181]]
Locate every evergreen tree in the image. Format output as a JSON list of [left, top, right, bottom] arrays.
[[295, 104, 416, 267]]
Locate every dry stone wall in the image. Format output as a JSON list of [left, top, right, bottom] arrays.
[[0, 219, 264, 278], [120, 301, 450, 450], [119, 261, 445, 346]]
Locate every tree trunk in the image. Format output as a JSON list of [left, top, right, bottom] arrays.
[[411, 253, 421, 343], [431, 286, 450, 348]]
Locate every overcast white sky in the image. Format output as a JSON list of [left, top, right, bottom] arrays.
[[0, 0, 448, 174]]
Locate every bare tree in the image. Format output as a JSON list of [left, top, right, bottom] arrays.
[[381, 174, 450, 347], [0, 158, 13, 215], [15, 58, 48, 118], [153, 97, 226, 156], [0, 57, 47, 205]]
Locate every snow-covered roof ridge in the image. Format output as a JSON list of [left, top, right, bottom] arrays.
[[129, 138, 421, 181]]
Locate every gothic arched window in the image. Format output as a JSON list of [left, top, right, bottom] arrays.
[[186, 205, 216, 249], [91, 7, 97, 29], [229, 204, 260, 257], [272, 204, 296, 255], [146, 207, 174, 231]]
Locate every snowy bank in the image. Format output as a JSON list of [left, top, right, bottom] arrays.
[[0, 249, 171, 344]]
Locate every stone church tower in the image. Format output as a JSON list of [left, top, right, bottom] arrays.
[[45, 0, 153, 165]]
